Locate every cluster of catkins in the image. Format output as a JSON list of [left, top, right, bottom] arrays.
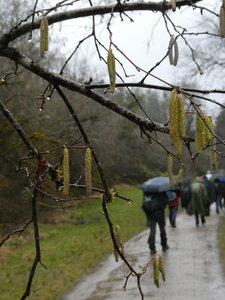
[[153, 255, 166, 288], [168, 88, 217, 187]]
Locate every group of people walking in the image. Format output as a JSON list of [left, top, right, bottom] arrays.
[[141, 174, 225, 255]]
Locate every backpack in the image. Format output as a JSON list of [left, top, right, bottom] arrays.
[[166, 190, 176, 202], [142, 193, 167, 216]]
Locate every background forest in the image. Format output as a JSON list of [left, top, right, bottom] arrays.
[[1, 1, 225, 299], [1, 0, 225, 226]]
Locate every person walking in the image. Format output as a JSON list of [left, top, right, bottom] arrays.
[[186, 176, 209, 226], [214, 178, 224, 214], [142, 191, 169, 255], [168, 189, 181, 228], [201, 175, 216, 216]]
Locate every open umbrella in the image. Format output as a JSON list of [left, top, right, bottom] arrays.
[[140, 176, 190, 193], [140, 177, 174, 193]]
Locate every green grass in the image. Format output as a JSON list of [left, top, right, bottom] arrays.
[[218, 215, 225, 274], [0, 186, 146, 300]]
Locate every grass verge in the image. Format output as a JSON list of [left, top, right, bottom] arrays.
[[0, 186, 146, 300]]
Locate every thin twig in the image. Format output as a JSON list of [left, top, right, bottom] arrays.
[[0, 100, 36, 155], [0, 220, 32, 247]]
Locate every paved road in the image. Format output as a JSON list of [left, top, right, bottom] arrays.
[[64, 205, 225, 300]]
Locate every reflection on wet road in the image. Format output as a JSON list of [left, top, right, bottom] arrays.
[[64, 206, 225, 300]]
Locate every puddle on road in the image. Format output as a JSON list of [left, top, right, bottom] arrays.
[[64, 206, 225, 300]]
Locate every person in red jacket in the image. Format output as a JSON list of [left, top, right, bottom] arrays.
[[168, 190, 181, 228]]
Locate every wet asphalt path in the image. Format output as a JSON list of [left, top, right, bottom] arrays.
[[64, 205, 225, 300]]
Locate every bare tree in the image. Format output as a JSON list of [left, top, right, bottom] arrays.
[[1, 0, 225, 299]]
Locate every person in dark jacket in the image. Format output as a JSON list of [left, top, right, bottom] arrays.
[[168, 190, 181, 228], [214, 178, 224, 214], [181, 185, 191, 209], [142, 192, 169, 255], [186, 177, 209, 226], [201, 175, 216, 216]]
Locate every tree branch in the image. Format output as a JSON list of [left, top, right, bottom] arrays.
[[21, 188, 42, 300], [0, 220, 32, 247], [1, 47, 169, 134], [0, 0, 203, 45], [0, 100, 36, 154]]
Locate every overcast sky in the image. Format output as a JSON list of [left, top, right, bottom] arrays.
[[50, 0, 224, 114]]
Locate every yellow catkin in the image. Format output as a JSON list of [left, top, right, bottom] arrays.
[[210, 122, 217, 170], [177, 94, 185, 138], [177, 167, 184, 186], [172, 91, 179, 142], [114, 225, 121, 262], [169, 89, 184, 157], [167, 154, 174, 187], [114, 225, 121, 245], [195, 114, 204, 153], [40, 17, 49, 57], [204, 115, 213, 143], [108, 188, 116, 202], [158, 256, 166, 282], [63, 148, 70, 196], [202, 117, 208, 148], [220, 6, 225, 37], [153, 257, 160, 288], [85, 147, 92, 195], [176, 94, 185, 157], [196, 114, 213, 151], [169, 88, 177, 145], [169, 0, 176, 12], [107, 48, 116, 93]]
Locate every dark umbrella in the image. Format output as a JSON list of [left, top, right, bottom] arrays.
[[140, 176, 190, 193], [140, 177, 175, 193]]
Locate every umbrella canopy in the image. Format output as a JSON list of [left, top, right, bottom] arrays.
[[140, 176, 190, 193], [140, 176, 176, 193]]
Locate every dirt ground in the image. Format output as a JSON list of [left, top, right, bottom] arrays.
[[64, 205, 225, 300]]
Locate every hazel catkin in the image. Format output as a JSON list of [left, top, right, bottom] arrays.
[[177, 167, 184, 187], [195, 114, 214, 153], [169, 89, 185, 157], [63, 147, 70, 196], [169, 0, 176, 12], [85, 147, 92, 195], [107, 48, 116, 93], [40, 16, 49, 57], [168, 36, 179, 66], [158, 256, 166, 282], [210, 122, 217, 170], [153, 257, 160, 288]]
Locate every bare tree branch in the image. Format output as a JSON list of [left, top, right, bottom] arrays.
[[21, 188, 42, 300], [0, 0, 203, 45], [1, 47, 169, 133], [0, 100, 36, 154]]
